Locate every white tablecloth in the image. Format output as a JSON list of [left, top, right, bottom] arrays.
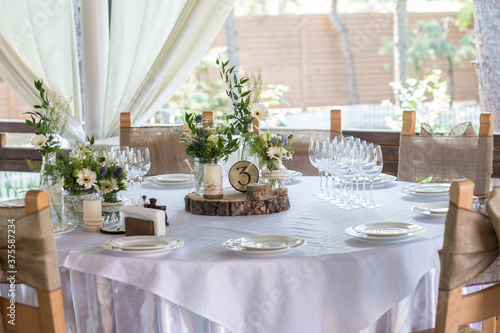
[[49, 177, 446, 333]]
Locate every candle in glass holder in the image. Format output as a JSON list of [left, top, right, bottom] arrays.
[[204, 164, 223, 199]]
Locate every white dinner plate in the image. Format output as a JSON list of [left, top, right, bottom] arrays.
[[153, 174, 191, 183], [108, 236, 180, 251], [353, 222, 425, 237], [401, 183, 451, 196], [222, 235, 306, 255], [100, 236, 184, 256], [411, 201, 449, 217], [345, 223, 426, 242], [0, 198, 25, 207], [53, 222, 75, 235], [286, 170, 302, 180], [354, 173, 397, 185]]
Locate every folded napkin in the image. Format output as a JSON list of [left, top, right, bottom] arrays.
[[120, 206, 166, 236]]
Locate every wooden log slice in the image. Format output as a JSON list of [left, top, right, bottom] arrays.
[[246, 183, 272, 201], [185, 187, 290, 216]]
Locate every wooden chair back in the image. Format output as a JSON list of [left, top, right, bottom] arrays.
[[432, 180, 500, 333], [120, 112, 209, 176], [262, 109, 342, 176], [0, 190, 66, 333]]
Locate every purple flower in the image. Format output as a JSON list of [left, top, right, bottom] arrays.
[[192, 140, 201, 151], [113, 167, 124, 178], [194, 114, 203, 123], [271, 137, 278, 144], [197, 128, 206, 138], [100, 167, 108, 176]]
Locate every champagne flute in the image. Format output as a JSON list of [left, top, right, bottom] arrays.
[[309, 137, 325, 196]]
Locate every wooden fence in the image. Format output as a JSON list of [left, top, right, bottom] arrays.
[[0, 12, 478, 120]]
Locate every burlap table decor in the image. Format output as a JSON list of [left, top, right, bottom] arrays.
[[398, 122, 493, 196], [438, 187, 500, 291], [0, 206, 61, 292]]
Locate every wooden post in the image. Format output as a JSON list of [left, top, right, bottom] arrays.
[[300, 15, 308, 110], [253, 119, 260, 133], [401, 110, 416, 136], [203, 111, 214, 128], [25, 190, 49, 214], [120, 112, 132, 128], [449, 179, 474, 210], [479, 113, 494, 137], [330, 109, 341, 133]]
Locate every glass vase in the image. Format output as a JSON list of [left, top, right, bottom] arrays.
[[39, 152, 63, 223], [193, 157, 218, 196], [101, 193, 123, 227], [260, 160, 287, 190], [238, 136, 256, 162], [64, 188, 99, 227]]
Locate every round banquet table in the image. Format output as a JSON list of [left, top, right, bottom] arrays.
[[20, 177, 448, 332]]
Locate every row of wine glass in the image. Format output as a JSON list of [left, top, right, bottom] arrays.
[[309, 136, 383, 210]]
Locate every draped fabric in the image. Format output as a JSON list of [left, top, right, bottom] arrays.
[[0, 0, 84, 141], [0, 206, 60, 292], [398, 123, 493, 196], [0, 0, 234, 140], [102, 0, 234, 138], [438, 188, 500, 291]]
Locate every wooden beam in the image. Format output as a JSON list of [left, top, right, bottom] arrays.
[[299, 15, 308, 110], [120, 113, 132, 128], [479, 113, 494, 137], [330, 109, 341, 133], [401, 110, 416, 136], [0, 120, 34, 133], [202, 111, 214, 128]]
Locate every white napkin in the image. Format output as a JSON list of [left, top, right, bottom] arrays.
[[120, 206, 166, 236]]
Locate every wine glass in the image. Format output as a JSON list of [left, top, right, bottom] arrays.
[[360, 144, 383, 208], [130, 147, 151, 197], [309, 137, 326, 196], [336, 141, 359, 210]]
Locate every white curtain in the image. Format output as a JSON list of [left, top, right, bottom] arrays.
[[101, 0, 234, 138], [0, 0, 84, 141], [0, 0, 233, 140]]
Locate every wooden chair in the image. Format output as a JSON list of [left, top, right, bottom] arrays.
[[399, 111, 494, 196], [260, 109, 342, 176], [0, 190, 66, 332], [120, 111, 214, 176], [414, 179, 500, 333]]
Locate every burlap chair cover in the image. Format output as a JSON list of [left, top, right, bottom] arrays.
[[398, 122, 493, 196], [120, 125, 190, 176], [266, 128, 342, 176], [0, 206, 60, 292], [438, 187, 500, 291]]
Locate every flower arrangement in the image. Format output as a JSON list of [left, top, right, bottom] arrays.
[[251, 130, 294, 171], [25, 79, 71, 157], [177, 112, 239, 162], [216, 57, 269, 135], [55, 137, 128, 196]]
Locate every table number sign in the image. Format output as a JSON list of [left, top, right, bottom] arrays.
[[229, 161, 259, 192]]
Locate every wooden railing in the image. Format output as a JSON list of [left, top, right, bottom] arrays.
[[2, 120, 500, 178]]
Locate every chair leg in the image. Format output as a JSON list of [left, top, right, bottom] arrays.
[[482, 316, 498, 333]]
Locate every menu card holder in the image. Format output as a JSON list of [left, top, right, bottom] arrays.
[[124, 217, 155, 236]]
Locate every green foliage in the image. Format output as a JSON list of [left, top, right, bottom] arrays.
[[379, 18, 475, 76], [457, 1, 474, 28], [24, 79, 71, 156], [176, 112, 239, 162], [251, 130, 294, 170], [382, 69, 451, 131], [52, 138, 128, 194]]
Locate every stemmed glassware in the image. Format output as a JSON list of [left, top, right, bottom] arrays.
[[359, 144, 383, 208], [130, 147, 151, 196], [310, 135, 384, 209]]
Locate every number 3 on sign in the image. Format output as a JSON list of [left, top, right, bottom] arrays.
[[229, 161, 259, 192]]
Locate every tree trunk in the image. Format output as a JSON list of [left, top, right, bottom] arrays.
[[329, 0, 359, 105], [474, 0, 500, 132], [393, 0, 408, 106], [225, 9, 239, 74], [447, 57, 454, 104]]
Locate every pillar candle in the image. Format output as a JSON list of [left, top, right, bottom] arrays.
[[83, 199, 102, 220], [204, 164, 222, 195]]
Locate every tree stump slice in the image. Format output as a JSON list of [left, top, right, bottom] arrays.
[[246, 183, 272, 201], [185, 187, 290, 216]]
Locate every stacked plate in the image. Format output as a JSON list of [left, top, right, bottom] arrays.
[[100, 236, 184, 256], [345, 222, 427, 242], [222, 235, 306, 255], [411, 201, 449, 217], [401, 183, 451, 197], [145, 174, 191, 185]]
